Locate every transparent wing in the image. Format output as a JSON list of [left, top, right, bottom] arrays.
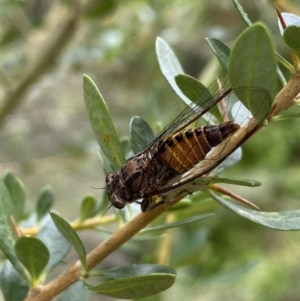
[[139, 80, 233, 152], [144, 86, 271, 196]]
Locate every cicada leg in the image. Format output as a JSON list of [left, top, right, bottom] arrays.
[[141, 189, 191, 212], [141, 196, 165, 212]]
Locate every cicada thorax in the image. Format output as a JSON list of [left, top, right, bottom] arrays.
[[154, 120, 240, 175]]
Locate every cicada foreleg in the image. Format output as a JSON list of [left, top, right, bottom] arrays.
[[141, 196, 165, 212], [141, 190, 189, 212]]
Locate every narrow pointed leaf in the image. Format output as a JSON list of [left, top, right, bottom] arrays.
[[142, 214, 213, 232], [97, 149, 114, 175], [86, 264, 176, 299], [0, 261, 29, 301], [83, 74, 125, 170], [36, 186, 54, 221], [229, 23, 276, 120], [175, 74, 211, 101], [273, 113, 300, 121], [50, 212, 87, 271], [156, 37, 192, 105], [130, 116, 155, 154], [4, 172, 25, 221], [174, 74, 223, 122], [15, 236, 49, 281], [208, 176, 261, 187], [205, 38, 231, 71], [37, 214, 70, 272], [232, 0, 252, 26], [211, 191, 300, 230], [79, 194, 97, 222], [0, 179, 27, 279]]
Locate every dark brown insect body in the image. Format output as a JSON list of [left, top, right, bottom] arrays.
[[103, 79, 271, 211], [106, 119, 239, 211]]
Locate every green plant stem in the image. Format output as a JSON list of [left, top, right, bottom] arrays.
[[21, 214, 117, 236], [24, 200, 175, 301], [275, 52, 295, 73]]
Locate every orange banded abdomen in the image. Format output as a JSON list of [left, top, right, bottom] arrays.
[[156, 120, 239, 174]]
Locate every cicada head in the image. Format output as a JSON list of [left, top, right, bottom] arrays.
[[105, 172, 133, 209]]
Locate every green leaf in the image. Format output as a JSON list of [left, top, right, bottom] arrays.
[[97, 149, 114, 175], [15, 236, 49, 283], [175, 74, 211, 101], [83, 74, 125, 171], [86, 264, 176, 299], [273, 113, 300, 121], [130, 116, 155, 154], [174, 74, 223, 122], [79, 194, 97, 222], [283, 25, 300, 55], [205, 38, 231, 71], [36, 185, 54, 222], [156, 37, 192, 106], [0, 261, 29, 301], [208, 176, 261, 187], [50, 212, 87, 272], [0, 179, 27, 279], [232, 0, 252, 26], [229, 23, 276, 120], [180, 167, 260, 190], [37, 214, 70, 272], [56, 281, 90, 301], [4, 172, 25, 221], [211, 191, 300, 230], [143, 214, 213, 232]]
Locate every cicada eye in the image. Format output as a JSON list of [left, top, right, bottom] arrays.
[[106, 173, 116, 186], [111, 195, 126, 209]]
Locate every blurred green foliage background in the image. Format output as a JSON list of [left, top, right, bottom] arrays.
[[1, 0, 300, 300]]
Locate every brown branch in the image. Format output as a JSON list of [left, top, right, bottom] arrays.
[[268, 72, 300, 118], [0, 5, 80, 128], [208, 184, 259, 209], [24, 201, 173, 301], [0, 0, 117, 128]]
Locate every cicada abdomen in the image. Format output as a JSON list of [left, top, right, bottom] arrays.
[[155, 120, 239, 174]]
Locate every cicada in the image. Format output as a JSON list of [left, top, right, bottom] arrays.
[[105, 81, 268, 212]]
